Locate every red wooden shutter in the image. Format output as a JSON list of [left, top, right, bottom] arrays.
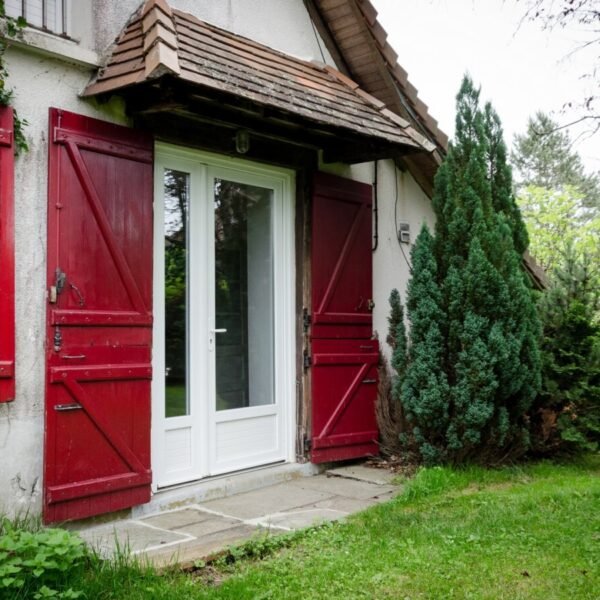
[[44, 108, 153, 523], [310, 172, 379, 463], [0, 106, 15, 403]]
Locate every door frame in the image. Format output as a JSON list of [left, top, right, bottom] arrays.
[[152, 143, 296, 490]]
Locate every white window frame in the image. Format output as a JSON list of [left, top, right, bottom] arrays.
[[4, 0, 70, 37]]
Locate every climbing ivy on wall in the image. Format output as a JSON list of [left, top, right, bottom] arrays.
[[0, 0, 28, 153]]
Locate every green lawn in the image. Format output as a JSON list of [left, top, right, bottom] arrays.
[[22, 457, 600, 599]]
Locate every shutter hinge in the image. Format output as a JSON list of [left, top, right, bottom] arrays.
[[303, 349, 311, 370], [0, 128, 13, 147], [302, 307, 311, 333], [303, 436, 312, 453]]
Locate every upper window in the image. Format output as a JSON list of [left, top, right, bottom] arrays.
[[5, 0, 68, 36]]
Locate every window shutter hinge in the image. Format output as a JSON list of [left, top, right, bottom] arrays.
[[303, 436, 312, 453], [303, 349, 311, 370], [302, 307, 311, 333], [0, 128, 13, 147]]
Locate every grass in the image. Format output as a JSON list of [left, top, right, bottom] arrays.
[[195, 457, 600, 600], [165, 384, 186, 417], [7, 457, 599, 599], [165, 385, 239, 415]]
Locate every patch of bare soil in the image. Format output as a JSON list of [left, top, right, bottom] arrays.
[[365, 455, 420, 478]]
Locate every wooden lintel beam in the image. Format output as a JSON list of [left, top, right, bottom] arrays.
[[134, 112, 319, 170], [323, 143, 418, 166]]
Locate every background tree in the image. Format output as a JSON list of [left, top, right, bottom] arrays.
[[512, 112, 600, 209], [517, 184, 600, 272], [512, 110, 600, 456], [518, 0, 599, 138], [512, 112, 599, 286], [396, 76, 541, 465], [529, 245, 600, 454]]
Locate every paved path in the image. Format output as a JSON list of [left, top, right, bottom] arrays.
[[78, 464, 400, 567]]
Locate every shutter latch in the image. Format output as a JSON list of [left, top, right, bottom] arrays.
[[49, 267, 66, 304]]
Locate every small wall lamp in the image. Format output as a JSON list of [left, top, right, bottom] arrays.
[[235, 130, 250, 154]]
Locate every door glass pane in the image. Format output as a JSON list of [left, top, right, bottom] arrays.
[[214, 179, 274, 411], [164, 169, 189, 417]]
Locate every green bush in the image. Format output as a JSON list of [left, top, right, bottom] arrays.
[[0, 519, 86, 599]]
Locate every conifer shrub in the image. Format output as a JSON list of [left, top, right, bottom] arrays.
[[530, 246, 600, 454], [393, 76, 541, 464], [375, 290, 409, 455]]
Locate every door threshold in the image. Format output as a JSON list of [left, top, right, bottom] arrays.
[[133, 461, 321, 519]]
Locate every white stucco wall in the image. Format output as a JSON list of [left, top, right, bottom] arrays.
[[0, 0, 434, 518], [92, 0, 336, 64]]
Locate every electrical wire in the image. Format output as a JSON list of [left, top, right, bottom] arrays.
[[393, 165, 412, 274], [372, 160, 379, 251], [305, 0, 327, 64]]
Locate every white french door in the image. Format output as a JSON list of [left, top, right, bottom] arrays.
[[152, 144, 295, 488]]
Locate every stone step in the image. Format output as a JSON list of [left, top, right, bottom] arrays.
[[325, 463, 397, 486]]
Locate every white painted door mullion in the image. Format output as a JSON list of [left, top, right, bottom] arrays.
[[190, 162, 209, 481]]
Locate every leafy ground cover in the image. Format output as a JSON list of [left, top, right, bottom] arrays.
[[4, 457, 598, 599]]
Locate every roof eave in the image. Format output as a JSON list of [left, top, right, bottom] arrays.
[[82, 0, 435, 159]]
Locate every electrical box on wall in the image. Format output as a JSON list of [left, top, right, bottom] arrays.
[[398, 222, 410, 244]]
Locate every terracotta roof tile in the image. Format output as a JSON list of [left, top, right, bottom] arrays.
[[83, 0, 433, 153]]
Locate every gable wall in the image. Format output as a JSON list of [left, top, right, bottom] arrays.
[[91, 0, 336, 64]]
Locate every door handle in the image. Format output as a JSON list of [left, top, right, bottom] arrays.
[[208, 328, 227, 352]]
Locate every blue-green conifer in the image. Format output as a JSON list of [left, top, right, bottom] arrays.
[[397, 76, 541, 463]]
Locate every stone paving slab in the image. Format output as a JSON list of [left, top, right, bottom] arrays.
[[289, 473, 396, 500], [148, 524, 261, 568], [173, 514, 243, 538], [326, 464, 397, 485], [247, 508, 347, 530], [141, 508, 215, 530], [306, 494, 380, 513], [78, 520, 193, 558], [79, 463, 402, 567], [199, 479, 335, 520]]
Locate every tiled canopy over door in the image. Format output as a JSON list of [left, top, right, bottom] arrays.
[[44, 109, 154, 523], [0, 106, 15, 403], [310, 172, 379, 463]]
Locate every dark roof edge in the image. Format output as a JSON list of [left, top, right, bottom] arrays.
[[356, 0, 448, 152], [312, 0, 448, 157]]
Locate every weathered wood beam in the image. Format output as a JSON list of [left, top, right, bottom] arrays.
[[126, 81, 415, 165]]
